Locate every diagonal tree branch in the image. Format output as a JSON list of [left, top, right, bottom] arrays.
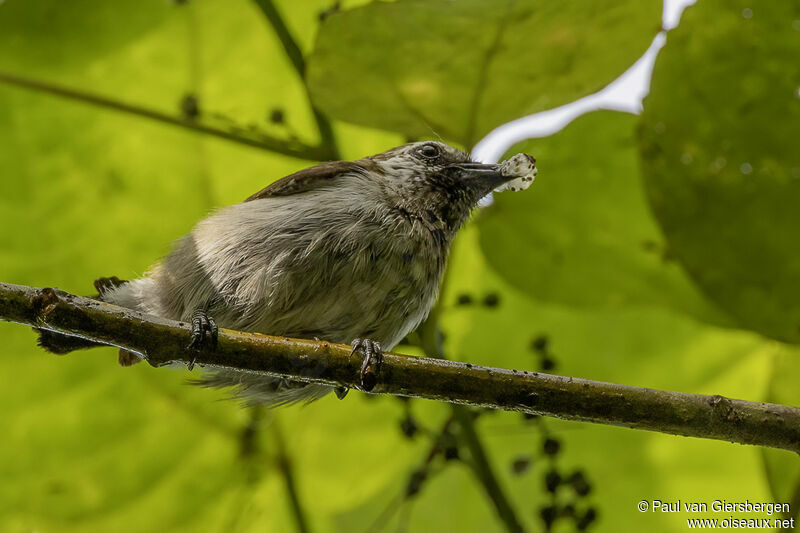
[[451, 404, 524, 533], [251, 0, 340, 159], [418, 304, 524, 533], [272, 416, 311, 533], [0, 70, 336, 161], [252, 0, 306, 79], [3, 281, 800, 455]]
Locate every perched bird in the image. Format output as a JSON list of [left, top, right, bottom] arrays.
[[37, 141, 536, 405]]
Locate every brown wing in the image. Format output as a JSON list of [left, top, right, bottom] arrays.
[[245, 160, 375, 201]]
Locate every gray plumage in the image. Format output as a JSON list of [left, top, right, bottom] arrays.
[[59, 142, 532, 404]]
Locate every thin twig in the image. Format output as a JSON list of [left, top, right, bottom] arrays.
[[3, 282, 800, 456], [273, 416, 311, 533], [251, 0, 339, 158], [0, 70, 336, 161], [417, 307, 524, 533], [452, 405, 524, 532], [366, 415, 455, 533], [252, 0, 306, 78]]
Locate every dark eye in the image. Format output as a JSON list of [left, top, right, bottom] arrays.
[[417, 143, 441, 160]]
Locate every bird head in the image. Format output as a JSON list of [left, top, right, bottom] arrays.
[[366, 141, 531, 233]]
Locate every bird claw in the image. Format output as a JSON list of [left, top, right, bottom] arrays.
[[187, 309, 218, 370], [350, 338, 383, 392]]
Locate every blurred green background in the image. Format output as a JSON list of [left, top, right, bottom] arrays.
[[1, 0, 799, 531]]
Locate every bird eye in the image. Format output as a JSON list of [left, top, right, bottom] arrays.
[[417, 143, 441, 160]]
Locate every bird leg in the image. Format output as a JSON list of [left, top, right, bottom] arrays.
[[187, 309, 218, 370], [350, 338, 383, 392]]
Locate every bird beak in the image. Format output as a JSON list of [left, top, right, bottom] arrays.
[[451, 162, 507, 190]]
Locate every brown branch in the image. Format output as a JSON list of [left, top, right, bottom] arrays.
[[451, 405, 524, 533], [417, 305, 524, 533], [251, 0, 340, 158], [272, 416, 311, 533], [3, 281, 800, 455], [0, 70, 337, 161]]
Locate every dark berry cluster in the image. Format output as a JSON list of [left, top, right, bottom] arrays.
[[538, 436, 597, 531], [455, 291, 501, 308]]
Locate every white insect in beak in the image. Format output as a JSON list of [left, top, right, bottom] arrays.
[[477, 152, 538, 207], [493, 153, 538, 193]]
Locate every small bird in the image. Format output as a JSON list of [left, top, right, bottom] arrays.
[[38, 141, 536, 405]]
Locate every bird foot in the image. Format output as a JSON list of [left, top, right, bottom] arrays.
[[350, 338, 383, 392], [187, 309, 218, 370]]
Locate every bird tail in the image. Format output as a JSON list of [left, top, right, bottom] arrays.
[[190, 369, 335, 407], [36, 329, 105, 354]]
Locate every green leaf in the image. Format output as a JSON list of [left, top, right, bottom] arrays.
[[443, 226, 778, 532], [638, 0, 800, 343], [0, 1, 405, 531], [307, 0, 661, 146], [476, 111, 729, 325], [0, 0, 166, 71], [760, 349, 800, 517]]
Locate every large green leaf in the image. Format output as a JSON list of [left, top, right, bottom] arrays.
[[1, 1, 792, 531], [442, 227, 777, 532], [761, 350, 800, 519], [0, 0, 165, 71], [477, 111, 729, 325], [638, 0, 800, 343], [307, 0, 661, 146], [0, 1, 408, 531]]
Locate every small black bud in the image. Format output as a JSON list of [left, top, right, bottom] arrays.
[[511, 456, 531, 475], [560, 503, 576, 518], [444, 446, 459, 461], [531, 335, 549, 353], [180, 94, 200, 119], [269, 108, 285, 124], [568, 470, 592, 496], [540, 357, 556, 371], [543, 438, 561, 456], [577, 507, 597, 530], [400, 415, 418, 439], [544, 469, 561, 493], [539, 505, 558, 529], [437, 429, 459, 460], [456, 293, 473, 306], [482, 293, 500, 308]]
